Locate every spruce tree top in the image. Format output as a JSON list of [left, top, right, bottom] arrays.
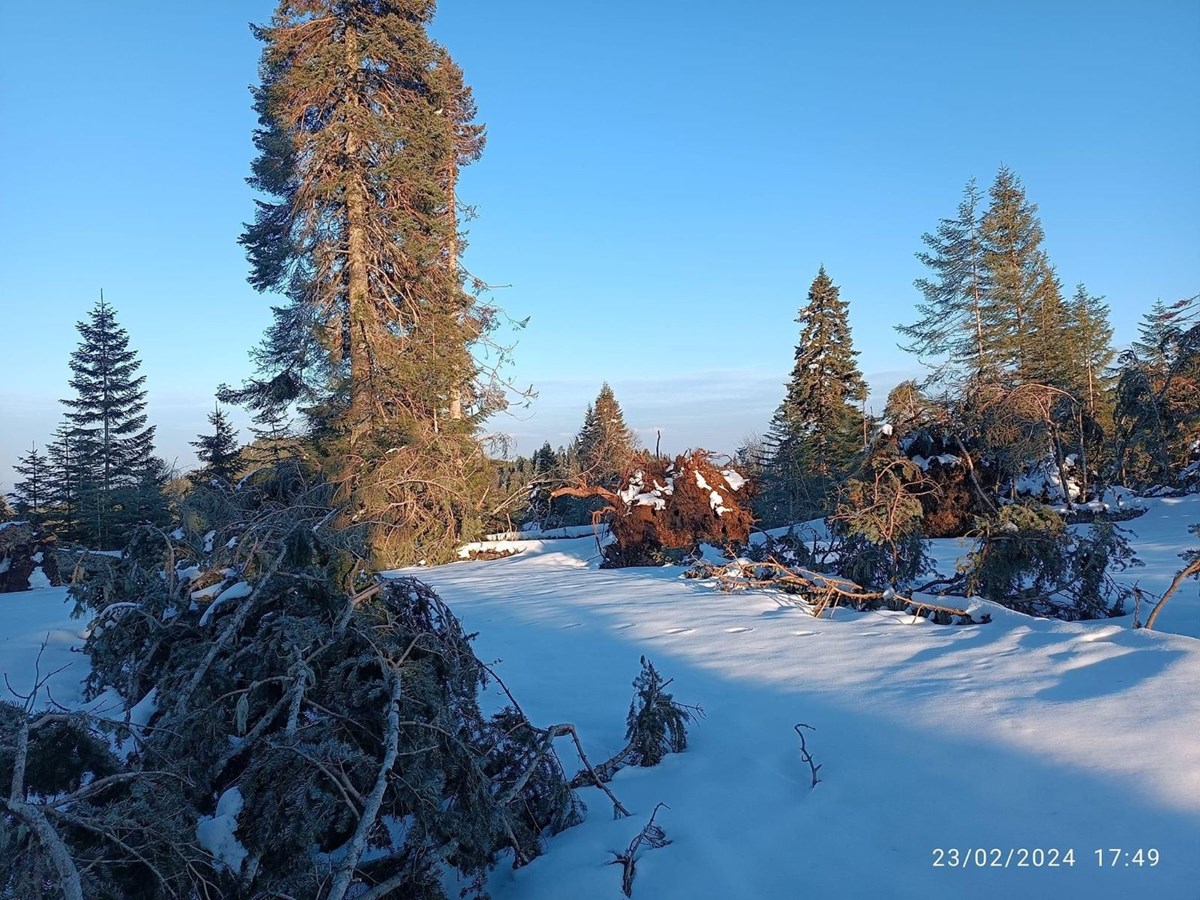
[[60, 295, 156, 487], [780, 267, 867, 425]]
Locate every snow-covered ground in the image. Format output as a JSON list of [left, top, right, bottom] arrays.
[[2, 495, 1197, 898]]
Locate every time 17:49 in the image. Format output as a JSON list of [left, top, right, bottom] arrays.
[[1094, 849, 1159, 867]]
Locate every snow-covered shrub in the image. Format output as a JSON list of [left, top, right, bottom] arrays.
[[964, 505, 1140, 620]]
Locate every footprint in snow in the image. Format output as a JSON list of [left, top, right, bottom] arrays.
[[562, 623, 583, 629], [665, 627, 695, 635], [724, 626, 753, 634], [791, 630, 818, 637], [613, 623, 637, 630]]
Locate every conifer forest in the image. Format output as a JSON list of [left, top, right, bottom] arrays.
[[1, 3, 1198, 899]]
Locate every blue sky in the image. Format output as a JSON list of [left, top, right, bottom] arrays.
[[1, 0, 1197, 490]]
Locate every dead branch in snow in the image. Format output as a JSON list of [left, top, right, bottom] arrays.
[[691, 558, 989, 625], [607, 803, 672, 898], [794, 722, 822, 788], [1144, 557, 1200, 630]]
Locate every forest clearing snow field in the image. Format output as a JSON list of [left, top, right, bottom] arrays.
[[2, 496, 1198, 898]]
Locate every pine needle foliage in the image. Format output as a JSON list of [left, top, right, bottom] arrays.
[[759, 267, 867, 525], [28, 462, 584, 899], [231, 1, 510, 566], [59, 296, 160, 548], [964, 504, 1140, 620], [624, 657, 695, 769]]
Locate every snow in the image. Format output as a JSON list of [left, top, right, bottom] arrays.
[[0, 585, 89, 711], [720, 469, 746, 492], [203, 530, 217, 554], [486, 525, 607, 542], [385, 516, 1200, 900], [190, 582, 224, 601], [2, 498, 1198, 898], [27, 566, 52, 589], [198, 580, 253, 626], [0, 520, 28, 532], [912, 453, 961, 472], [0, 557, 8, 575], [31, 551, 43, 563], [196, 786, 248, 873]]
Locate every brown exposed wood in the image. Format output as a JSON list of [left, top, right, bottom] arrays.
[[552, 451, 753, 564]]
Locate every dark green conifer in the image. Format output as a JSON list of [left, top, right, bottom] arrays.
[[576, 384, 637, 486], [898, 178, 992, 383], [189, 405, 244, 487], [773, 269, 867, 463], [9, 444, 49, 524], [60, 296, 157, 547], [232, 0, 499, 564]]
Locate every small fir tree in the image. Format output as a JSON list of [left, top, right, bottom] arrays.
[[9, 444, 49, 525], [45, 423, 85, 540], [624, 657, 694, 768], [189, 404, 244, 487]]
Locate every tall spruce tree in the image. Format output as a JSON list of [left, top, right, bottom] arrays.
[[9, 444, 49, 524], [1115, 296, 1200, 486], [1066, 283, 1116, 423], [189, 404, 244, 487], [980, 165, 1055, 382], [576, 383, 637, 486], [760, 267, 867, 524], [898, 178, 992, 384], [1022, 255, 1072, 387], [772, 267, 867, 476], [60, 296, 157, 548], [233, 1, 496, 564]]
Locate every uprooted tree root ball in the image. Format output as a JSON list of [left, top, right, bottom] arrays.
[[552, 450, 753, 567]]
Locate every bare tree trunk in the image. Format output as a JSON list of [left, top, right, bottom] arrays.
[[344, 28, 373, 447], [447, 145, 464, 422]]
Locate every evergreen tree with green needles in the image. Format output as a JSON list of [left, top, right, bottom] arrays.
[[576, 383, 637, 486], [189, 404, 244, 487], [760, 268, 867, 524], [9, 444, 49, 525], [60, 296, 157, 548], [230, 0, 504, 565], [980, 166, 1055, 383], [898, 178, 992, 385], [45, 424, 87, 540]]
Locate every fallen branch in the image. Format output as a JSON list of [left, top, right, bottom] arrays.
[[1144, 557, 1200, 630], [607, 803, 671, 898], [693, 558, 988, 625]]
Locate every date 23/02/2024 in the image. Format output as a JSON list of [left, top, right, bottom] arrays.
[[931, 848, 1160, 868]]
